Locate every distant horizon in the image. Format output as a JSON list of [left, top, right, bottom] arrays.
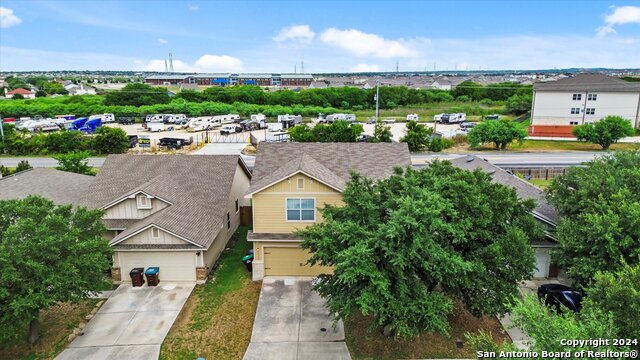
[[1, 1, 640, 72]]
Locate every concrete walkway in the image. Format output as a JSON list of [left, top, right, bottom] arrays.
[[244, 278, 351, 360], [56, 283, 194, 360]]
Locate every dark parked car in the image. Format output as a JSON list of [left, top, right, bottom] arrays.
[[537, 284, 583, 313]]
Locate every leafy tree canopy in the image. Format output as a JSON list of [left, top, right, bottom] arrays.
[[400, 120, 432, 152], [546, 151, 640, 285], [54, 151, 94, 175], [91, 126, 129, 154], [104, 83, 170, 106], [300, 162, 541, 337], [288, 121, 363, 142], [467, 119, 527, 150], [0, 196, 111, 343], [572, 115, 635, 150], [371, 121, 393, 143]]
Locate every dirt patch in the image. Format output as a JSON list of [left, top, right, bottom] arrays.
[[345, 301, 509, 359]]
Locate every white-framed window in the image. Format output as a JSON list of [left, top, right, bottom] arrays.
[[297, 178, 305, 190], [570, 121, 579, 125], [587, 93, 597, 101], [286, 198, 315, 221], [235, 198, 239, 213], [572, 93, 582, 101], [151, 227, 160, 239], [136, 194, 151, 209], [586, 108, 595, 115], [570, 108, 580, 115], [227, 211, 231, 230]]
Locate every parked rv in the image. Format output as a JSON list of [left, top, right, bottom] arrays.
[[67, 118, 88, 131], [406, 113, 419, 121], [79, 118, 102, 134], [436, 113, 466, 124], [251, 113, 266, 122], [186, 117, 219, 132], [433, 113, 445, 122], [90, 113, 115, 123], [240, 119, 267, 131], [382, 118, 396, 124], [148, 122, 166, 132], [166, 114, 187, 123], [324, 113, 356, 123], [266, 122, 289, 142]]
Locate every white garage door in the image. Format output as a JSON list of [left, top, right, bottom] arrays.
[[534, 248, 550, 278], [118, 251, 196, 282]]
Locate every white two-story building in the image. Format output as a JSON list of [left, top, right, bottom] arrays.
[[529, 74, 640, 137]]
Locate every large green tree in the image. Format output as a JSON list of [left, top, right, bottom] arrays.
[[584, 263, 640, 339], [371, 121, 393, 143], [468, 119, 527, 150], [400, 120, 432, 152], [300, 162, 541, 337], [288, 121, 363, 142], [0, 196, 111, 344], [572, 115, 635, 150], [91, 127, 129, 154], [546, 151, 640, 285], [54, 151, 94, 175]]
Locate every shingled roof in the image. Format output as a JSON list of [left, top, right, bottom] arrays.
[[248, 142, 411, 195], [449, 155, 559, 226], [534, 74, 640, 93], [81, 155, 250, 249], [0, 168, 93, 206]]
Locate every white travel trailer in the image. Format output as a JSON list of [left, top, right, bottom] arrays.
[[147, 122, 165, 132], [146, 114, 165, 122], [186, 117, 221, 132], [211, 114, 240, 125], [265, 122, 289, 142], [251, 113, 266, 122], [325, 113, 356, 123], [277, 114, 303, 123], [433, 113, 445, 122], [90, 113, 115, 123], [406, 113, 419, 121]]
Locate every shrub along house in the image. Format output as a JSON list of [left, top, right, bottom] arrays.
[[246, 142, 411, 281], [449, 155, 561, 279], [81, 155, 251, 283]]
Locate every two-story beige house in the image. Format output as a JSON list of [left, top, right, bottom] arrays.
[[82, 154, 251, 283], [246, 142, 411, 280]]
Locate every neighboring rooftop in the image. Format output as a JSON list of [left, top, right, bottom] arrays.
[[6, 88, 34, 95], [0, 168, 94, 206], [81, 154, 250, 249], [534, 73, 640, 92], [248, 142, 411, 194], [449, 155, 559, 225]]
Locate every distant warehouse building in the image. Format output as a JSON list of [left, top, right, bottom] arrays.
[[144, 73, 313, 87], [529, 74, 640, 137]]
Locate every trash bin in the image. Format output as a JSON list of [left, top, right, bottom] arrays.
[[145, 267, 160, 286], [242, 253, 254, 272], [130, 268, 145, 287]]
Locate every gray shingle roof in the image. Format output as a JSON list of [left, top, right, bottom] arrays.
[[0, 168, 93, 206], [81, 155, 250, 249], [448, 155, 559, 225], [534, 74, 640, 92], [248, 143, 411, 194]]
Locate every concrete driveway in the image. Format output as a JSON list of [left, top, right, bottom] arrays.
[[244, 278, 351, 360], [56, 283, 194, 360]]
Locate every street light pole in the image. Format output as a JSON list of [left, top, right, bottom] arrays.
[[375, 80, 380, 122]]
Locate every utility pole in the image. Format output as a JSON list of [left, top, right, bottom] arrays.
[[375, 79, 380, 122]]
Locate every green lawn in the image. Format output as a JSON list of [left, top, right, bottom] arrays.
[[353, 103, 511, 123], [160, 226, 261, 360], [0, 299, 99, 360], [527, 178, 553, 189], [508, 140, 640, 152]]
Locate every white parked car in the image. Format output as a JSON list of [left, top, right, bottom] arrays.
[[220, 125, 243, 135], [406, 113, 419, 121]]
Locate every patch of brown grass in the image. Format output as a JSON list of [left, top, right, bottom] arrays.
[[345, 301, 509, 360], [160, 278, 261, 360], [0, 299, 99, 360]]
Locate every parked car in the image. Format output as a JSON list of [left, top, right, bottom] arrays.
[[366, 118, 377, 124], [459, 122, 477, 131], [357, 134, 373, 142], [118, 117, 135, 125], [537, 284, 583, 313], [220, 125, 243, 135]]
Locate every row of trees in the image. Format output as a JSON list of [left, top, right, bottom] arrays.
[[0, 95, 340, 119], [0, 124, 130, 155]]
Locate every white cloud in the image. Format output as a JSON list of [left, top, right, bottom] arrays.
[[0, 7, 22, 29], [350, 63, 381, 72], [139, 54, 244, 72], [597, 6, 640, 37], [273, 25, 315, 44], [157, 38, 168, 45], [320, 28, 418, 58], [187, 4, 199, 11]]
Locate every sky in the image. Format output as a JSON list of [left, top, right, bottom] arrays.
[[1, 0, 640, 73]]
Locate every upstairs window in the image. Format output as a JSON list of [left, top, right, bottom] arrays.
[[585, 108, 595, 115], [572, 94, 582, 101], [587, 94, 597, 101], [570, 108, 580, 115], [151, 227, 160, 239], [136, 194, 151, 209], [286, 198, 315, 221]]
